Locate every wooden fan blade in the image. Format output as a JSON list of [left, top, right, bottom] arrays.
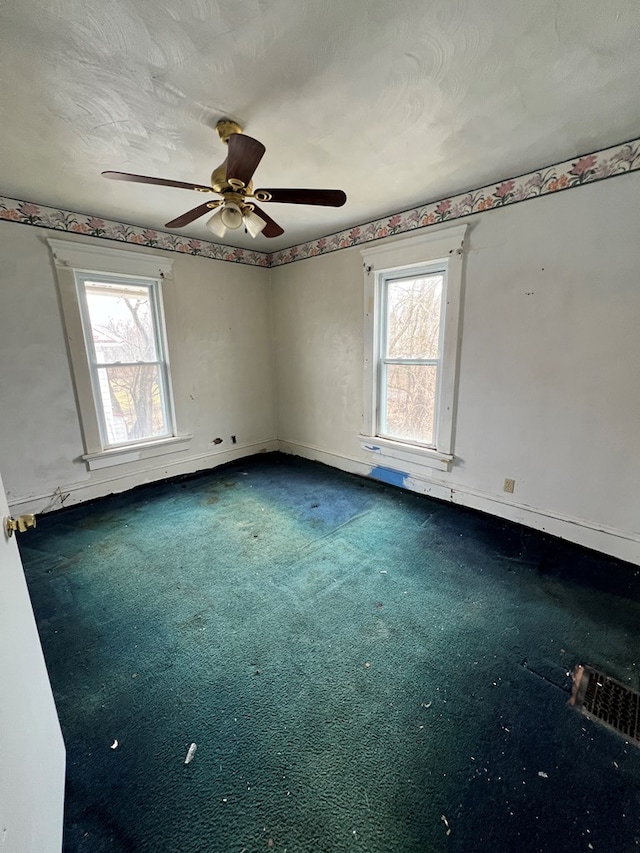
[[251, 204, 284, 238], [226, 134, 266, 187], [254, 188, 346, 207], [102, 171, 214, 193], [164, 201, 217, 229]]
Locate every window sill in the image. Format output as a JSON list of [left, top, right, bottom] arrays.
[[359, 434, 453, 473], [82, 434, 193, 471]]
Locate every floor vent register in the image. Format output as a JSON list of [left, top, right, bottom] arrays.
[[572, 665, 640, 746]]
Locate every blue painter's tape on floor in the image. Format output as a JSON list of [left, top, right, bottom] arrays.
[[369, 465, 407, 488]]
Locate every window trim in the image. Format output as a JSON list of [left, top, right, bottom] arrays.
[[48, 238, 192, 469], [360, 224, 467, 472], [75, 272, 175, 449], [377, 263, 447, 448]]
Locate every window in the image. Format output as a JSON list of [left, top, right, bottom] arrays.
[[378, 266, 445, 447], [75, 275, 174, 447], [360, 224, 467, 472], [49, 239, 191, 470]]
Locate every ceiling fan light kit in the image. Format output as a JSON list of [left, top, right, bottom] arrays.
[[205, 207, 228, 238], [219, 202, 244, 230], [243, 207, 268, 238], [205, 200, 266, 238], [102, 118, 347, 240]]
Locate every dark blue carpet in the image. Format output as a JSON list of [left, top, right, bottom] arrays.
[[21, 453, 640, 852]]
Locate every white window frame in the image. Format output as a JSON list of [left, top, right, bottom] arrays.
[[75, 272, 175, 450], [377, 263, 447, 446], [48, 239, 192, 470], [360, 224, 467, 473]]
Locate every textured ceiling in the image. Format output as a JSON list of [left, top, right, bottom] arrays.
[[1, 0, 639, 251]]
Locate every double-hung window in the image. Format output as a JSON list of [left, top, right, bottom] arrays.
[[378, 265, 445, 447], [360, 224, 467, 473], [49, 239, 190, 470], [75, 274, 173, 447]]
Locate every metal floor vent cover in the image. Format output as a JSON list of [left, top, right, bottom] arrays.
[[574, 666, 640, 746]]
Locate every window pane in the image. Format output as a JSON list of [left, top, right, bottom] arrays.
[[97, 365, 168, 444], [84, 283, 159, 363], [386, 274, 443, 359], [383, 364, 438, 445]]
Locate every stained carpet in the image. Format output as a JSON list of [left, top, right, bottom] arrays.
[[21, 453, 640, 852]]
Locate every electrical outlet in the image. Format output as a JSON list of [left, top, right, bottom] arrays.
[[503, 478, 515, 494]]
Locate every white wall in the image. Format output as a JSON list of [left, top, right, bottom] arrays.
[[0, 469, 65, 853], [271, 172, 640, 564], [0, 223, 277, 512], [1, 174, 639, 564]]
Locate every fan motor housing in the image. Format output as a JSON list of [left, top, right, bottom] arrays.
[[216, 119, 242, 144], [211, 162, 253, 197]]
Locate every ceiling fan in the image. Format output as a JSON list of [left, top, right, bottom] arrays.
[[102, 119, 347, 239]]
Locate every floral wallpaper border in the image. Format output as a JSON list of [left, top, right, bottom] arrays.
[[0, 198, 271, 267], [2, 135, 639, 269], [269, 135, 640, 267]]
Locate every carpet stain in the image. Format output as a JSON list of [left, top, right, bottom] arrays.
[[179, 612, 208, 631]]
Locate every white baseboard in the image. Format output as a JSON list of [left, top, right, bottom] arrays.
[[277, 439, 640, 566], [8, 439, 279, 516], [12, 435, 639, 566]]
